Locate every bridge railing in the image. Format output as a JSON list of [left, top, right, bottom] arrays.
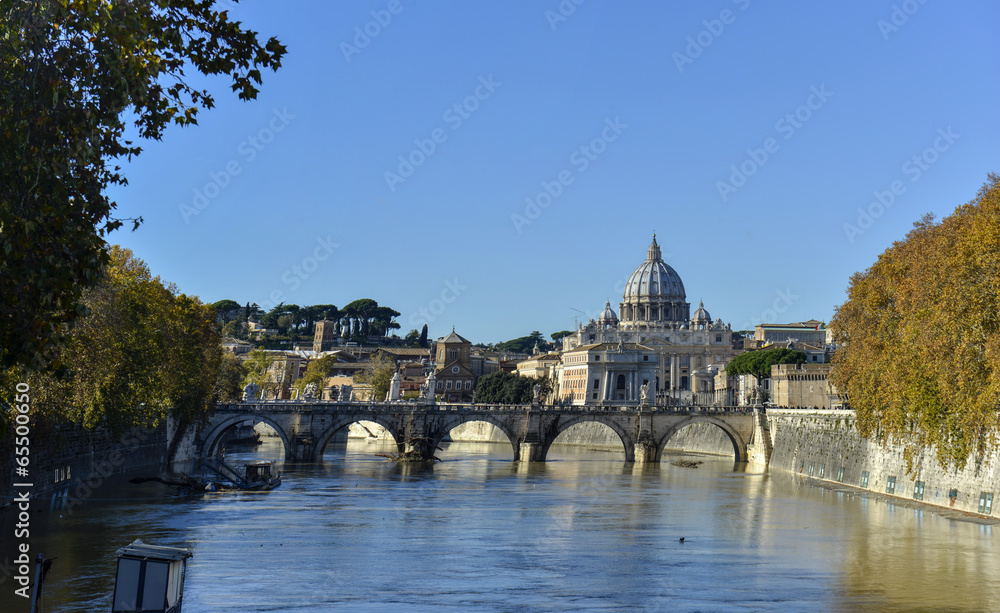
[[215, 401, 761, 415]]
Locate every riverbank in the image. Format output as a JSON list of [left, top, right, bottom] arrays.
[[765, 409, 1000, 518]]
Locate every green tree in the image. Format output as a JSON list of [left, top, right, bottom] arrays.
[[404, 329, 421, 347], [551, 330, 573, 343], [475, 372, 534, 404], [3, 247, 223, 441], [214, 353, 247, 404], [419, 324, 429, 348], [725, 348, 806, 380], [354, 350, 396, 400], [294, 354, 338, 398], [496, 331, 549, 354], [831, 176, 1000, 469], [241, 347, 276, 398], [211, 299, 242, 324], [0, 1, 285, 373]]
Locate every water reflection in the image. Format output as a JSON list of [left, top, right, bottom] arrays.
[[2, 439, 999, 612]]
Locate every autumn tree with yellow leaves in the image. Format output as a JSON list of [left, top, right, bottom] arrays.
[[830, 175, 1000, 469]]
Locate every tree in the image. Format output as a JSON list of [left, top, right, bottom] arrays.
[[475, 372, 534, 404], [496, 331, 549, 354], [214, 353, 247, 404], [241, 347, 276, 398], [404, 329, 421, 347], [294, 354, 338, 398], [3, 247, 223, 440], [830, 175, 1000, 470], [211, 299, 242, 324], [725, 348, 806, 380], [551, 330, 573, 343], [419, 324, 429, 348], [354, 350, 396, 400], [0, 1, 285, 373]]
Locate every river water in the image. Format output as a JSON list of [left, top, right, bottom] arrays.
[[4, 437, 1000, 612]]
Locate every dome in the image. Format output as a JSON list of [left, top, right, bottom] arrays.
[[598, 300, 619, 324], [623, 235, 686, 301], [692, 300, 711, 323]]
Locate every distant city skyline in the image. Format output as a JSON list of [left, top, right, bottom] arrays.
[[104, 1, 1000, 344]]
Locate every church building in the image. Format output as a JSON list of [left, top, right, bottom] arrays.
[[558, 235, 735, 405]]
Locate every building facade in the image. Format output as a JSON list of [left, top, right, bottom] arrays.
[[559, 235, 737, 404]]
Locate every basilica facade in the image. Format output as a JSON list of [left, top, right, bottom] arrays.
[[557, 235, 735, 405]]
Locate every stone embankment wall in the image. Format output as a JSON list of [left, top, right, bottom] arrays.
[[1, 421, 168, 513], [766, 409, 1000, 517]]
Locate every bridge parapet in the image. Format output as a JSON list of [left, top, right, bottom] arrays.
[[198, 402, 763, 464]]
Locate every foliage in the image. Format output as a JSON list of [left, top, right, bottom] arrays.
[[419, 324, 429, 348], [830, 175, 1000, 470], [551, 330, 573, 343], [354, 350, 397, 401], [241, 347, 277, 398], [496, 331, 550, 354], [294, 354, 338, 398], [2, 247, 223, 436], [725, 348, 806, 380], [0, 1, 285, 373], [214, 353, 247, 404], [475, 371, 535, 404]]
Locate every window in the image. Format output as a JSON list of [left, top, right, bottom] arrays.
[[808, 463, 814, 476], [643, 355, 648, 361], [913, 481, 925, 501], [593, 379, 600, 390], [681, 356, 689, 366], [980, 492, 994, 514], [886, 476, 896, 495], [436, 380, 443, 390], [818, 464, 825, 479], [592, 392, 598, 400], [716, 335, 722, 342], [837, 466, 845, 482], [465, 380, 471, 390], [860, 471, 869, 488], [594, 355, 600, 361], [446, 380, 452, 390]]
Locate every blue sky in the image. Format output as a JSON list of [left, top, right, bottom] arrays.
[[106, 0, 1000, 343]]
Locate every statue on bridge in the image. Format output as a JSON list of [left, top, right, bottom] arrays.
[[302, 382, 318, 400], [639, 382, 650, 407], [337, 384, 353, 402], [242, 382, 259, 401], [532, 383, 541, 403]]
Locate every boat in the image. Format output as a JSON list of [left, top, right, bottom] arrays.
[[197, 458, 281, 491], [130, 458, 281, 493]]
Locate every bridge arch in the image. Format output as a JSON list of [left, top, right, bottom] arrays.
[[542, 415, 636, 463], [200, 414, 292, 459], [656, 416, 747, 462], [432, 414, 521, 461], [312, 415, 403, 458]]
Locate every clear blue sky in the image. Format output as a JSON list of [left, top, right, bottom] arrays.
[[106, 0, 1000, 344]]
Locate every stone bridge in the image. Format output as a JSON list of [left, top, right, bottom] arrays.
[[190, 401, 771, 464]]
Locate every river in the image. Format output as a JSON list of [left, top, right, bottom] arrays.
[[3, 437, 1000, 612]]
